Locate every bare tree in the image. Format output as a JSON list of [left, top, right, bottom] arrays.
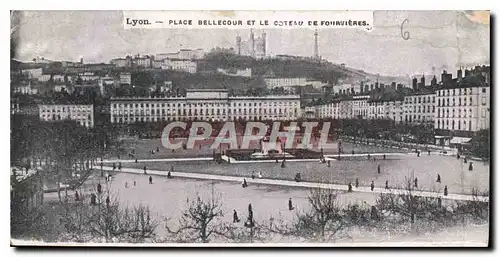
[[58, 193, 158, 243], [277, 187, 345, 242], [164, 193, 224, 243], [375, 175, 455, 230]]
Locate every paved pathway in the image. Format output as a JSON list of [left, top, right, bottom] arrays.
[[100, 166, 489, 202]]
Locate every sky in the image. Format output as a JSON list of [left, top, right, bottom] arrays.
[[12, 10, 490, 77]]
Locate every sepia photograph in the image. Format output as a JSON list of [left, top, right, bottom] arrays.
[[9, 10, 491, 247]]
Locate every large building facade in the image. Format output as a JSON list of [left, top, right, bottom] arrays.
[[435, 86, 490, 132], [110, 89, 301, 123], [38, 104, 94, 128], [403, 93, 435, 125]]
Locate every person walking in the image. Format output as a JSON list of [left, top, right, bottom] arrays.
[[112, 163, 116, 171], [469, 162, 474, 171], [377, 165, 381, 174], [97, 183, 102, 194], [385, 180, 389, 190], [106, 196, 110, 207], [133, 181, 136, 186], [348, 182, 353, 192], [258, 171, 263, 179], [233, 209, 240, 223], [436, 174, 441, 183], [371, 181, 375, 191], [355, 178, 359, 188], [242, 179, 248, 188], [75, 191, 79, 202], [414, 177, 418, 188], [149, 176, 153, 184], [118, 162, 122, 171], [248, 203, 253, 223], [288, 198, 294, 211], [444, 185, 448, 196], [251, 171, 255, 179], [143, 165, 147, 175], [90, 193, 96, 205]]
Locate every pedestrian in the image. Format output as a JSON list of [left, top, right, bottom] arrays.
[[417, 151, 421, 157], [352, 150, 355, 155], [371, 181, 375, 191], [258, 171, 263, 179], [414, 177, 418, 188], [288, 198, 294, 211], [276, 159, 279, 163], [125, 182, 128, 188], [370, 206, 378, 220], [167, 171, 173, 178], [112, 163, 116, 171], [383, 154, 386, 160], [444, 185, 448, 196], [133, 181, 136, 186], [437, 174, 441, 183], [248, 203, 253, 221], [242, 179, 248, 188], [355, 178, 359, 188], [233, 209, 240, 223], [327, 160, 331, 167], [295, 173, 301, 182], [377, 165, 381, 174], [457, 153, 460, 160], [428, 150, 431, 155], [156, 146, 160, 152], [135, 158, 138, 163], [464, 157, 467, 163], [97, 183, 102, 194], [90, 193, 96, 205], [144, 165, 147, 175], [367, 154, 371, 160], [469, 162, 473, 171], [75, 191, 79, 202], [106, 196, 110, 207], [385, 180, 389, 190], [118, 162, 122, 171], [348, 182, 352, 192], [149, 176, 153, 184]]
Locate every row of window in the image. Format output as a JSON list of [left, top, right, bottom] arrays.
[[112, 102, 299, 109], [404, 96, 436, 104], [41, 114, 92, 120], [436, 120, 473, 131], [437, 96, 487, 107], [437, 87, 487, 96], [112, 108, 298, 115], [113, 116, 294, 123]]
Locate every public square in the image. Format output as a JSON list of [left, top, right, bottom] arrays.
[[64, 169, 488, 244], [113, 139, 489, 195]]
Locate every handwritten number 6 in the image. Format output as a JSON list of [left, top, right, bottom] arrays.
[[401, 19, 410, 40]]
